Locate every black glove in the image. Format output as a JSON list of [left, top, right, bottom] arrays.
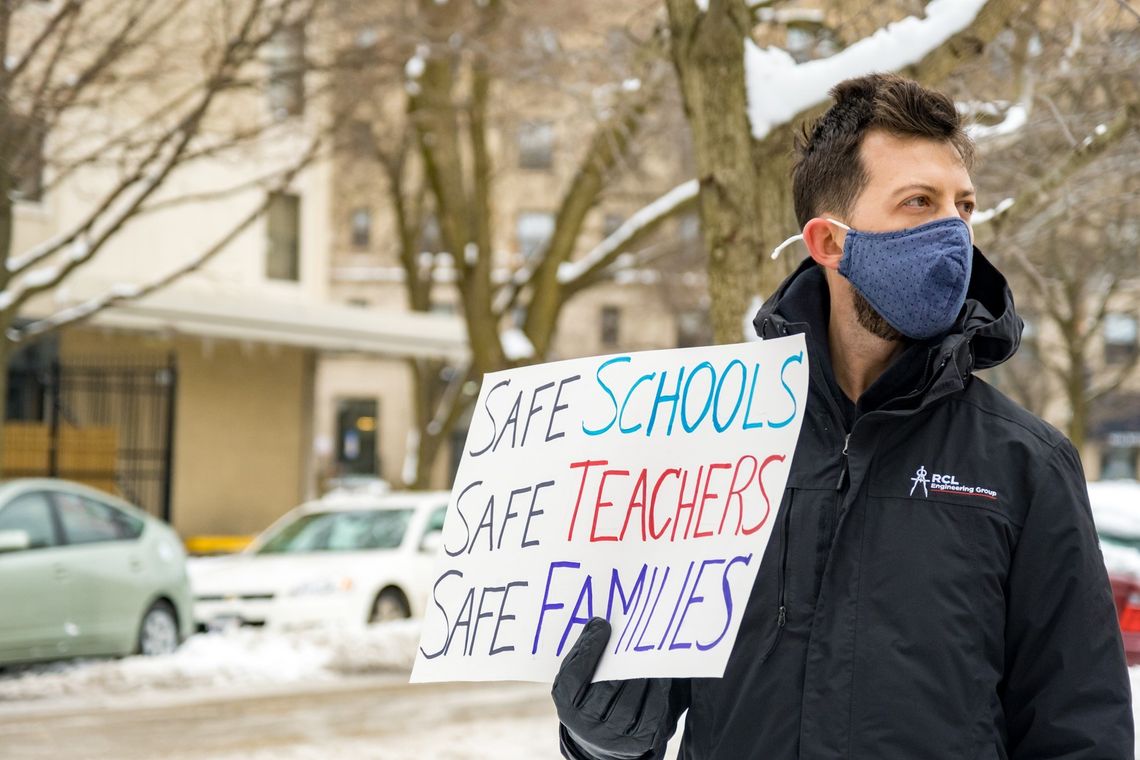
[[552, 617, 675, 760]]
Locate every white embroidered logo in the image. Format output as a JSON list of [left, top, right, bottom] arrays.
[[907, 466, 999, 502], [910, 465, 930, 497]]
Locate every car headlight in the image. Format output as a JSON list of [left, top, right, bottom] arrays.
[[288, 577, 354, 597]]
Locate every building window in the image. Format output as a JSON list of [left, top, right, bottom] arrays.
[[517, 211, 555, 259], [8, 115, 46, 203], [602, 213, 624, 239], [267, 23, 305, 120], [676, 310, 711, 348], [1105, 312, 1138, 364], [267, 192, 300, 281], [518, 122, 553, 170], [350, 207, 371, 249], [336, 398, 379, 476], [600, 305, 621, 348]]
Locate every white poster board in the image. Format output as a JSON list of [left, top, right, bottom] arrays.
[[411, 336, 808, 683]]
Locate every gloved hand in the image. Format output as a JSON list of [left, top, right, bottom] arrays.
[[552, 617, 675, 760]]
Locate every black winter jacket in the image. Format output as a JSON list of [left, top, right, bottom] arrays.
[[563, 251, 1133, 759]]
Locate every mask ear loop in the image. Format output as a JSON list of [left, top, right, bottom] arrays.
[[769, 218, 852, 260]]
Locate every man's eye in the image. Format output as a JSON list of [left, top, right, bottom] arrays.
[[959, 202, 975, 215], [903, 196, 929, 207]]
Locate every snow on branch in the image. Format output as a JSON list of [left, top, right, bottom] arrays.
[[972, 197, 1015, 225], [557, 179, 698, 286], [744, 0, 989, 140], [500, 328, 536, 361], [9, 137, 325, 345], [967, 104, 1028, 139]]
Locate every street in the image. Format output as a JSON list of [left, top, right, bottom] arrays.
[[0, 677, 562, 760]]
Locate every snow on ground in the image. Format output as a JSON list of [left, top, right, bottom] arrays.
[[159, 710, 564, 760], [0, 618, 1136, 756], [0, 620, 420, 706]]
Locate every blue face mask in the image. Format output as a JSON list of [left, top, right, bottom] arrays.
[[770, 216, 974, 340]]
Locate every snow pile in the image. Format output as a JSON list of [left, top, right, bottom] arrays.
[[0, 621, 421, 703], [744, 0, 988, 140]]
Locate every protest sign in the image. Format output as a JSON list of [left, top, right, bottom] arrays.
[[410, 335, 808, 683]]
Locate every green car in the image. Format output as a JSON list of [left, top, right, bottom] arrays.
[[0, 479, 193, 666]]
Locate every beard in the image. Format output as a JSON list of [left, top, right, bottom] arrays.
[[852, 289, 905, 342]]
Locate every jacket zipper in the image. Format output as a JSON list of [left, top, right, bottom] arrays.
[[758, 492, 793, 664], [836, 434, 851, 491]]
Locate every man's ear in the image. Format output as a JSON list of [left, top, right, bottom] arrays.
[[803, 217, 845, 271]]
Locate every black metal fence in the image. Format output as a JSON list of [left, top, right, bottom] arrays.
[[5, 355, 178, 522]]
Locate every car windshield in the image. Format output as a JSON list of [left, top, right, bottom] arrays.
[[256, 509, 414, 554]]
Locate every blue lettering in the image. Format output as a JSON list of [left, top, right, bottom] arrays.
[[633, 566, 671, 652], [712, 360, 747, 432], [558, 574, 595, 656], [768, 351, 803, 429], [582, 357, 631, 436], [670, 559, 724, 650], [697, 553, 753, 651], [532, 560, 580, 655], [742, 363, 764, 430], [646, 368, 684, 437], [618, 372, 656, 434], [680, 362, 715, 433]]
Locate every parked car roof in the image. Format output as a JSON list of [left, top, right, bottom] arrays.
[[0, 478, 147, 515], [297, 489, 451, 514]]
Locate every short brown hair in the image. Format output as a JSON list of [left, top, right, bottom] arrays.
[[791, 73, 974, 227]]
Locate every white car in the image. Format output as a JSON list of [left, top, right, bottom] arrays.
[[1089, 479, 1140, 576], [188, 490, 449, 631]]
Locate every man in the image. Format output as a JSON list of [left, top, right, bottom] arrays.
[[552, 74, 1133, 759]]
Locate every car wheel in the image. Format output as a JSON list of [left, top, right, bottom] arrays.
[[368, 588, 411, 624], [138, 600, 180, 656]]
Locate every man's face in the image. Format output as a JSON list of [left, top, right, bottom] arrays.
[[837, 130, 977, 341]]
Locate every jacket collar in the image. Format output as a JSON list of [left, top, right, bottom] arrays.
[[751, 248, 1022, 416]]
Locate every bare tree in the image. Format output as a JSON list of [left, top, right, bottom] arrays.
[[663, 0, 1035, 342], [339, 0, 699, 487], [0, 0, 330, 471], [969, 0, 1140, 450]]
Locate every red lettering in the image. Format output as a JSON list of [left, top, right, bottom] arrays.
[[567, 460, 608, 541], [649, 469, 680, 540], [693, 462, 732, 538], [619, 469, 649, 541], [590, 469, 629, 542], [671, 465, 704, 542], [741, 454, 786, 536], [721, 455, 758, 534]]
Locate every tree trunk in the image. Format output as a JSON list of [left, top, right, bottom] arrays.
[[665, 0, 764, 344]]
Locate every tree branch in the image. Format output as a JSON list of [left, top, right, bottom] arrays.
[[5, 0, 274, 282], [8, 134, 325, 345]]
